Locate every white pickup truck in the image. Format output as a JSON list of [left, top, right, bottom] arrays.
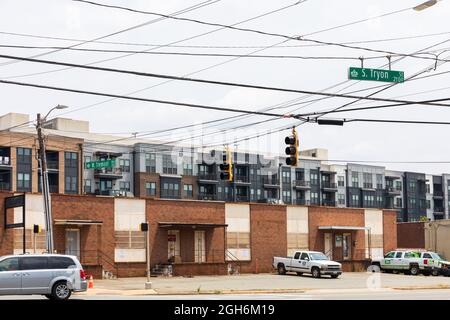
[[273, 251, 342, 278]]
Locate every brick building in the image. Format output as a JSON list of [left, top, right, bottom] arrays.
[[1, 191, 396, 277]]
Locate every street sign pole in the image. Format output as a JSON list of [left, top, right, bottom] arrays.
[[145, 221, 152, 289]]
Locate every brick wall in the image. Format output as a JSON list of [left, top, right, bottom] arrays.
[[239, 204, 287, 274], [0, 192, 14, 256], [134, 172, 160, 198], [397, 221, 425, 249], [383, 210, 398, 253]]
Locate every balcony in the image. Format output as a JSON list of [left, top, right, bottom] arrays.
[[293, 180, 311, 190], [433, 191, 444, 198], [434, 207, 444, 214], [94, 168, 123, 179], [262, 177, 279, 188], [362, 183, 375, 190], [321, 182, 337, 191], [198, 173, 218, 183], [198, 193, 217, 201], [295, 199, 310, 206], [0, 156, 11, 166], [236, 195, 250, 202], [234, 175, 250, 184], [322, 200, 336, 207], [257, 198, 279, 204], [0, 182, 11, 191], [95, 189, 130, 197], [385, 186, 402, 195]]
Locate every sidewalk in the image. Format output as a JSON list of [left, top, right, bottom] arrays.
[[75, 272, 450, 296]]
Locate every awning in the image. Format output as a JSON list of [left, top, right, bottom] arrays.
[[54, 219, 103, 225], [318, 226, 370, 231], [158, 222, 228, 228]]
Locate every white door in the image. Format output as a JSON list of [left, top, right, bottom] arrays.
[[324, 233, 333, 260], [168, 230, 180, 261], [65, 229, 80, 259], [194, 231, 206, 263]]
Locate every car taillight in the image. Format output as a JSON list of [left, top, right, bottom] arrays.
[[80, 269, 86, 280], [424, 259, 428, 265]]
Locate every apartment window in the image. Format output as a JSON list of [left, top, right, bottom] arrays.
[[376, 174, 383, 189], [84, 155, 91, 165], [282, 170, 291, 184], [119, 159, 130, 172], [161, 181, 180, 198], [363, 173, 372, 189], [363, 195, 375, 207], [282, 190, 291, 204], [119, 181, 130, 191], [376, 195, 383, 208], [145, 182, 156, 196], [183, 162, 193, 175], [351, 172, 359, 188], [426, 200, 431, 209], [338, 194, 345, 205], [310, 191, 319, 205], [162, 155, 177, 174], [409, 197, 417, 207], [257, 189, 261, 199], [64, 152, 78, 194], [310, 172, 319, 185], [351, 194, 359, 207], [84, 179, 91, 193], [183, 184, 193, 198], [426, 183, 431, 194], [448, 181, 450, 193], [409, 181, 416, 192], [145, 153, 156, 173], [395, 181, 402, 191], [338, 176, 345, 187], [17, 173, 31, 190], [395, 197, 403, 208]]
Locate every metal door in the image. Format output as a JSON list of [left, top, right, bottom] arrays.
[[66, 229, 80, 259]]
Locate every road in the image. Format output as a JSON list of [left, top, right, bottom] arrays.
[[1, 288, 450, 300]]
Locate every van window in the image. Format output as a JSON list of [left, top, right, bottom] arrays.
[[293, 252, 301, 260], [48, 257, 76, 269], [384, 252, 395, 258], [0, 258, 19, 272], [422, 253, 433, 259], [20, 257, 48, 270], [404, 251, 420, 258]]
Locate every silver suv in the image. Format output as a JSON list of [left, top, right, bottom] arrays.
[[0, 254, 88, 300]]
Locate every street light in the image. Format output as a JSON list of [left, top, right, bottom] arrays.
[[413, 0, 439, 11], [36, 104, 69, 253]]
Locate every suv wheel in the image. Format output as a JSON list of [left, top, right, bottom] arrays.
[[311, 267, 321, 278], [51, 281, 72, 301], [409, 265, 419, 276], [277, 264, 286, 275]]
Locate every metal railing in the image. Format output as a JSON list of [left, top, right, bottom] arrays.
[[321, 182, 337, 189], [321, 200, 336, 207], [0, 182, 11, 190], [433, 191, 444, 197], [198, 193, 217, 201], [225, 250, 241, 275], [0, 157, 11, 165], [198, 173, 217, 180], [295, 199, 310, 205], [434, 207, 444, 213], [262, 177, 279, 185], [236, 195, 250, 202], [294, 180, 310, 187], [57, 249, 119, 278], [363, 183, 374, 189], [385, 186, 402, 193], [234, 175, 249, 183], [94, 167, 123, 175]]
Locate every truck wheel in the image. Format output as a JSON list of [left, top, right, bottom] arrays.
[[311, 267, 321, 278], [367, 264, 381, 273], [409, 265, 419, 276], [296, 272, 303, 276], [50, 281, 72, 301], [277, 264, 286, 275], [431, 269, 440, 277]]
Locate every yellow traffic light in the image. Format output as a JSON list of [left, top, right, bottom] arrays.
[[220, 147, 233, 181], [285, 127, 298, 166]]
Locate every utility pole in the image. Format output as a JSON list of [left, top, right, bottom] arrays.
[[36, 113, 54, 253]]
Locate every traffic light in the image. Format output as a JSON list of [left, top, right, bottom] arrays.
[[140, 222, 149, 232], [285, 127, 298, 166], [219, 147, 233, 181], [33, 224, 42, 234]]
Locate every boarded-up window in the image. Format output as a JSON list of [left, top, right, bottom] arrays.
[[14, 229, 46, 252], [115, 231, 145, 249], [226, 232, 250, 249]]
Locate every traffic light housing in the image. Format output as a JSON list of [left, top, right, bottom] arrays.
[[140, 222, 149, 232], [285, 128, 298, 166], [219, 147, 233, 181], [33, 224, 42, 234]]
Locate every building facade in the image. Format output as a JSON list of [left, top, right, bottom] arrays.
[[1, 112, 449, 222]]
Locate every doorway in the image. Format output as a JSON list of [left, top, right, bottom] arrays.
[[65, 229, 80, 258], [343, 233, 352, 260], [194, 231, 206, 263], [324, 233, 333, 260]]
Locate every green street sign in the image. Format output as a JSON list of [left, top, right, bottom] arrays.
[[348, 67, 404, 83], [85, 159, 116, 169]]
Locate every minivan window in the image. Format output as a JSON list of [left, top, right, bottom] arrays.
[[395, 252, 403, 258], [48, 257, 76, 269], [0, 258, 19, 271], [20, 257, 48, 270]]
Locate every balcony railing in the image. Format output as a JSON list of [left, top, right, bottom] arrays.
[[321, 182, 337, 189], [386, 186, 402, 193], [434, 207, 444, 213], [236, 195, 249, 202], [198, 193, 217, 201], [198, 173, 217, 181], [293, 180, 310, 188], [262, 177, 279, 185], [363, 183, 374, 189], [94, 167, 123, 178], [0, 182, 11, 190], [234, 175, 249, 183], [296, 199, 310, 205], [433, 191, 444, 197], [0, 156, 11, 165], [322, 200, 336, 207]]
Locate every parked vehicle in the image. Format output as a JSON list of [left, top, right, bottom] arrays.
[[370, 250, 449, 276], [0, 254, 88, 300], [273, 251, 342, 278]]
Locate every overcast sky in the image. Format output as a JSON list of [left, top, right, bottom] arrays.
[[1, 0, 450, 173]]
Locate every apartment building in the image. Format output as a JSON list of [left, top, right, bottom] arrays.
[[2, 112, 449, 222]]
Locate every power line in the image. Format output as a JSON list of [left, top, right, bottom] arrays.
[[0, 0, 220, 68], [1, 54, 450, 107], [313, 117, 450, 125], [72, 0, 444, 63]]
